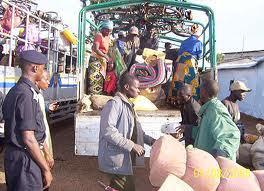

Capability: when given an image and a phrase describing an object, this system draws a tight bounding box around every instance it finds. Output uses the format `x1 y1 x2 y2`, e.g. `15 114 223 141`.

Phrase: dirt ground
0 113 263 191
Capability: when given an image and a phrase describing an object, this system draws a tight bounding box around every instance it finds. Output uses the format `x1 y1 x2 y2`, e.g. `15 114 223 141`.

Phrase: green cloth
192 98 240 161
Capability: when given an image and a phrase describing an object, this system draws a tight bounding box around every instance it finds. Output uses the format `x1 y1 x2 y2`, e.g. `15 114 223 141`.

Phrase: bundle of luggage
150 135 264 191
238 123 264 170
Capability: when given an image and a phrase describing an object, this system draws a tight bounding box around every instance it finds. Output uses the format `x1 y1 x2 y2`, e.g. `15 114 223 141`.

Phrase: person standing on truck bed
98 72 156 191
140 25 159 50
177 24 203 60
2 50 53 191
124 26 140 70
89 20 113 94
168 24 202 101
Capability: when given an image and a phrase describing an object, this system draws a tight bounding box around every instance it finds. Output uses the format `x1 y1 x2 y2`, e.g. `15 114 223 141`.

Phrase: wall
218 63 264 119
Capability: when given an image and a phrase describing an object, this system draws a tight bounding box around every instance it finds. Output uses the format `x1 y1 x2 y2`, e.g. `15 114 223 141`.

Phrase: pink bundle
149 135 264 191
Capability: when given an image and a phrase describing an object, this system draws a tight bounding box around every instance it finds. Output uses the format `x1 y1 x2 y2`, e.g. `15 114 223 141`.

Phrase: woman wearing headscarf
168 24 202 101
88 20 113 94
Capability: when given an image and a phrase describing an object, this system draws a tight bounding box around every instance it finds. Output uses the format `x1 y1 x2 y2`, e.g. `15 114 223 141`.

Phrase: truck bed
75 109 182 157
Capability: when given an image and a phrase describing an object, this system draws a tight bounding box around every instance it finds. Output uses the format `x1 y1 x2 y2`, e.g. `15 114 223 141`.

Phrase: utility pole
241 34 245 58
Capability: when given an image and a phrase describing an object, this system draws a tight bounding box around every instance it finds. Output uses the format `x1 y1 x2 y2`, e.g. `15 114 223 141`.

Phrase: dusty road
0 113 263 191
0 118 153 191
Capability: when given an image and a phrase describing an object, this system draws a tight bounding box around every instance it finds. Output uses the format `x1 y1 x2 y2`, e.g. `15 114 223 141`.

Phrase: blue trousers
4 146 43 191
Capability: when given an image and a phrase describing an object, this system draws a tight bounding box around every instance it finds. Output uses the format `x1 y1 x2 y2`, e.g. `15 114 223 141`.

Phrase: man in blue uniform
2 50 53 191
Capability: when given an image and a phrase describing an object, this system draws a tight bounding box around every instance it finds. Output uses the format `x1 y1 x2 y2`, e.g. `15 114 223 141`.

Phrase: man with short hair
177 80 240 161
2 50 53 190
222 80 251 123
116 30 126 57
222 80 251 143
98 72 155 191
140 26 159 50
124 26 140 69
195 80 240 160
177 84 200 146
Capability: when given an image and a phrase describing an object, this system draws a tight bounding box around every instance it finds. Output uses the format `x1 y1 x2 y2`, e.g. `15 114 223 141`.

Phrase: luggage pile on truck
0 0 79 123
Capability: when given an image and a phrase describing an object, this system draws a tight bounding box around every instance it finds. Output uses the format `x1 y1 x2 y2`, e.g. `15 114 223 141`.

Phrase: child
36 71 56 169
103 60 117 96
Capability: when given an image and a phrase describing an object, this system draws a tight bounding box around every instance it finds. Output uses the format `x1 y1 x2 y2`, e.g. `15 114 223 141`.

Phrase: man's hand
151 139 156 146
49 102 59 112
104 55 110 62
45 153 54 169
132 144 145 156
43 169 53 190
171 125 185 139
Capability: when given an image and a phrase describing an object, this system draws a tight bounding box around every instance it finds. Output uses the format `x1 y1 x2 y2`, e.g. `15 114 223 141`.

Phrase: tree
217 53 225 64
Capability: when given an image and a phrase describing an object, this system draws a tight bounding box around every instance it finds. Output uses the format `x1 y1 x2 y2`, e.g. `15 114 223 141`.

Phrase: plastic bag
143 48 166 60
140 85 166 103
76 94 93 113
250 124 264 170
62 28 78 45
161 122 181 134
237 143 252 167
159 174 193 191
129 95 158 111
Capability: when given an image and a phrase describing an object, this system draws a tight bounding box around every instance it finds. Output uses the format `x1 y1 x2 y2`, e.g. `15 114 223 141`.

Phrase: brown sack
90 94 113 110
216 156 261 191
149 135 187 187
253 170 264 191
182 146 220 191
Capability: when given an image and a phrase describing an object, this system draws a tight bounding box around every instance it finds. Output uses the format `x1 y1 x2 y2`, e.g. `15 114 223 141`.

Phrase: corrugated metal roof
218 56 264 70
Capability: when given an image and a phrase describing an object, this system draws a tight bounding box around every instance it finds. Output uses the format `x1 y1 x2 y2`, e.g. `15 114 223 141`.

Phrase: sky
36 0 264 53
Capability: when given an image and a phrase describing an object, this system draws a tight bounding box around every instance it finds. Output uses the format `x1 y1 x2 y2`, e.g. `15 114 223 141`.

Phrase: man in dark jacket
176 84 200 146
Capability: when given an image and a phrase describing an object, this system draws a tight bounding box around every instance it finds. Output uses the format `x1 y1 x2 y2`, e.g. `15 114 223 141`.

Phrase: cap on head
129 26 139 35
230 80 251 92
100 20 114 30
118 31 126 37
20 50 48 65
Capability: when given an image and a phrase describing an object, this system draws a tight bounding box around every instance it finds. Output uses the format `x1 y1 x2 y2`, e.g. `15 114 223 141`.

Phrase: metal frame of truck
0 0 77 124
77 0 217 99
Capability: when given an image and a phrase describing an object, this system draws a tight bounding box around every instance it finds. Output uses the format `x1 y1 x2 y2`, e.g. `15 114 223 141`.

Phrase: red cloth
103 71 117 96
93 33 110 54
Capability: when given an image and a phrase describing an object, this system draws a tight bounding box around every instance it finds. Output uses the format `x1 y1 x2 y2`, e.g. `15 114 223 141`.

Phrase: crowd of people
0 19 255 191
92 20 253 191
87 20 160 97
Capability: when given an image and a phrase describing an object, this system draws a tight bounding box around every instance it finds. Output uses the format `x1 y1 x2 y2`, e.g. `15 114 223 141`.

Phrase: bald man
193 80 240 161
177 84 200 146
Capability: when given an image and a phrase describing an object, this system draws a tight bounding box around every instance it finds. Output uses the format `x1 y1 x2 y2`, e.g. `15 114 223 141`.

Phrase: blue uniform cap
20 50 48 65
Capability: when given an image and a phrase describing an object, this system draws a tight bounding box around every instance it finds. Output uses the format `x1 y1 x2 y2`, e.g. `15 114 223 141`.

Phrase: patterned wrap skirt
88 56 107 95
169 51 200 100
